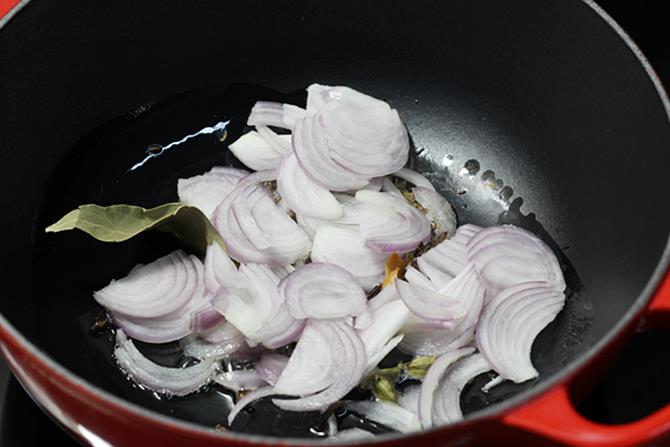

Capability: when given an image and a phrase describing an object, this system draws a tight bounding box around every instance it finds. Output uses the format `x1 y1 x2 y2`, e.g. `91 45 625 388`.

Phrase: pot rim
0 0 669 444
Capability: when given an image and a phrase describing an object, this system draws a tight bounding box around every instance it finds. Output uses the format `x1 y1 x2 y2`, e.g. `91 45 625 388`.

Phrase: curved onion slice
432 354 492 425
215 370 267 393
181 335 245 360
281 262 366 320
293 115 370 191
393 168 436 191
399 385 421 415
296 194 360 239
203 243 239 294
358 299 410 372
256 125 292 155
330 428 376 441
416 258 454 290
189 300 224 333
114 330 217 397
421 224 482 277
400 264 485 356
382 177 403 197
229 131 288 171
310 226 387 290
227 386 276 425
418 347 474 429
212 178 311 266
395 276 467 323
283 104 306 129
111 311 191 344
214 263 301 349
316 86 409 177
94 250 204 319
476 282 565 383
273 321 366 412
255 353 289 386
177 166 248 218
413 186 457 237
247 101 289 129
467 225 566 292
277 153 343 219
356 190 431 254
344 400 420 433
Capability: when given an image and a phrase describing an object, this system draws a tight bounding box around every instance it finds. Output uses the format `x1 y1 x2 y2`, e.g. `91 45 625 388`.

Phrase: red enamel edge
502 270 670 447
0 0 20 20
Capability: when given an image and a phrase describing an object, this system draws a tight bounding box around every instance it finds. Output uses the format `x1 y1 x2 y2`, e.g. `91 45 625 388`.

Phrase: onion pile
89 83 568 438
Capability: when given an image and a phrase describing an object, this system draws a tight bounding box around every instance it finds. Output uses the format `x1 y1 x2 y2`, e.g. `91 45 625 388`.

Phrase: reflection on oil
129 120 230 171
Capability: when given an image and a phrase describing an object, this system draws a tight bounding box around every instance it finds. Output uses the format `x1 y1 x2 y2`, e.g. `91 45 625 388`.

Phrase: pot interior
0 0 669 438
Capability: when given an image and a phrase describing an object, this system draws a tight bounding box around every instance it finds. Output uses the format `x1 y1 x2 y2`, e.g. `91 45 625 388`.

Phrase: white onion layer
228 131 287 171
476 282 564 383
177 166 248 218
114 330 217 397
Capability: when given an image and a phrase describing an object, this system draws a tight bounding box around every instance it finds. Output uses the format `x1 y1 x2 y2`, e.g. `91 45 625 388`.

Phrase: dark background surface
1 0 669 445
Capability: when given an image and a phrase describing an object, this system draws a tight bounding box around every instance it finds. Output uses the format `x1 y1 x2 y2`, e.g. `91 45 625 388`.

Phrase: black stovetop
1 1 669 445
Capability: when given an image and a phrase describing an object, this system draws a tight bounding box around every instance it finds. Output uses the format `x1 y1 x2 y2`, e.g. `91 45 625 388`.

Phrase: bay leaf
45 202 224 257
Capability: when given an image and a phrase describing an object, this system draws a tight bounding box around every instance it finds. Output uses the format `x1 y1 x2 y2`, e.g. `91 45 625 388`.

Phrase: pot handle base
502 272 670 447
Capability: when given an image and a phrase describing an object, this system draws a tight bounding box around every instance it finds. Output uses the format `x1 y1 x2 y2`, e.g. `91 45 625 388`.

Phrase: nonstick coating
1 0 669 439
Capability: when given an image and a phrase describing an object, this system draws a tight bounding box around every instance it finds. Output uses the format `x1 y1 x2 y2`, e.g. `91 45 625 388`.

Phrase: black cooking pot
0 0 669 446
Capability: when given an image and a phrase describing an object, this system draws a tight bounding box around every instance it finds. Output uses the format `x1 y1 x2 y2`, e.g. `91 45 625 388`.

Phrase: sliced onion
228 131 287 171
281 262 366 320
293 115 370 191
255 353 289 386
203 242 239 294
327 414 338 437
317 87 409 177
310 226 387 290
276 152 343 219
398 385 421 415
273 321 366 412
189 299 224 333
393 168 435 191
200 319 245 345
476 282 565 383
395 279 466 323
420 224 482 277
344 400 420 433
94 250 203 319
111 310 191 344
404 265 437 291
180 332 245 360
358 299 411 373
356 190 431 254
256 125 292 155
414 186 457 237
359 177 384 192
214 263 301 349
482 375 504 392
365 334 404 375
282 104 306 129
296 193 360 239
416 257 454 290
432 353 492 425
215 370 266 393
227 386 275 425
114 330 217 397
467 225 566 292
177 166 248 218
382 177 403 197
400 264 485 356
247 101 289 129
368 282 401 312
417 347 474 429
212 178 311 266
